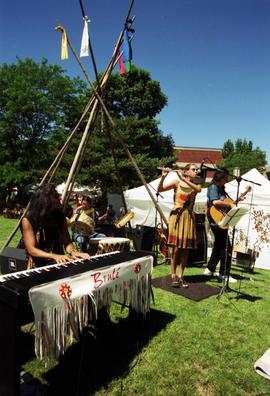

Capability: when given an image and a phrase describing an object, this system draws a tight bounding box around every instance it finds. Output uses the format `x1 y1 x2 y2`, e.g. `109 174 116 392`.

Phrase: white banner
29 254 153 359
80 18 89 57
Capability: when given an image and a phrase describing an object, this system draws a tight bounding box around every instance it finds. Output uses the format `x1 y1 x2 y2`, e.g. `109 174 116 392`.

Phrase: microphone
197 160 206 176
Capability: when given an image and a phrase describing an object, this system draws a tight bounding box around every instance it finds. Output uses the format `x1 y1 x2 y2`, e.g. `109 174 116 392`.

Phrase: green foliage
222 139 235 158
103 66 167 119
0 60 174 199
220 138 266 176
0 58 87 194
61 66 175 191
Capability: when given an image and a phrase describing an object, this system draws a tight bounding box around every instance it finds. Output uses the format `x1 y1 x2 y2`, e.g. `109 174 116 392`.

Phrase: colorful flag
60 28 68 60
118 50 126 76
119 23 133 75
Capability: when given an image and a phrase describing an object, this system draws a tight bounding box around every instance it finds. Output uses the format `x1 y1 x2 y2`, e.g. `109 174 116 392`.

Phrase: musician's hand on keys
70 251 91 260
51 254 73 264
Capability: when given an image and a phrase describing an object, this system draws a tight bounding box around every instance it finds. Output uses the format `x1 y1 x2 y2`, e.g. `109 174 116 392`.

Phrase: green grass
1 217 270 395
0 215 22 249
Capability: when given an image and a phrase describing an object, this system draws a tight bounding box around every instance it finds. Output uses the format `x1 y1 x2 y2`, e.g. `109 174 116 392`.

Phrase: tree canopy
76 66 175 191
0 59 174 203
0 58 87 194
220 138 267 175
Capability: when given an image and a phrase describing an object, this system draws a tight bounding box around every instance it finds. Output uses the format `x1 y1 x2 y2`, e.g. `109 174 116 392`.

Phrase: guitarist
204 169 242 283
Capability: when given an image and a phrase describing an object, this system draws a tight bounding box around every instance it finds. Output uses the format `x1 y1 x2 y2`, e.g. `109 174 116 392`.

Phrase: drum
115 211 134 228
88 237 131 256
69 213 95 236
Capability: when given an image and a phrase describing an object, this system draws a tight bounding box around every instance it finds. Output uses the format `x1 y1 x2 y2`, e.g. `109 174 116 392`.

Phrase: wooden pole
1 0 167 251
61 99 100 206
59 23 168 225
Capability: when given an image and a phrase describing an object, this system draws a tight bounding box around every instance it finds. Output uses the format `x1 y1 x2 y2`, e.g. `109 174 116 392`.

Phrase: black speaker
134 225 155 251
188 214 207 266
0 247 27 274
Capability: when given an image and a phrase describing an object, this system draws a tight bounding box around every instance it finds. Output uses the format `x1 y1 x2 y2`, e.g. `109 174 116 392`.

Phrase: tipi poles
61 98 100 206
58 19 168 224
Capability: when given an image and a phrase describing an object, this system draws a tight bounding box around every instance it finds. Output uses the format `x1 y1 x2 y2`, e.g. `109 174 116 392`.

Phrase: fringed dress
167 183 197 249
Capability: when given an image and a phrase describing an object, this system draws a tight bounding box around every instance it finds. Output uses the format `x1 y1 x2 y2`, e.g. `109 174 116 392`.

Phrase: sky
1 0 270 162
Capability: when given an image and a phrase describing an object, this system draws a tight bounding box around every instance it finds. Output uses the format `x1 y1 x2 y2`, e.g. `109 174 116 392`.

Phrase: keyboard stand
0 301 21 396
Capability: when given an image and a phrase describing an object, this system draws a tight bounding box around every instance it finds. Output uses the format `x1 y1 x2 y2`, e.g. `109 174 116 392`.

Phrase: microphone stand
149 184 169 265
217 174 261 299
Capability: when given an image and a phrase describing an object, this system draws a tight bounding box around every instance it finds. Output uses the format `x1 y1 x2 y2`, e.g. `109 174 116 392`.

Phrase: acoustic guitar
209 186 251 229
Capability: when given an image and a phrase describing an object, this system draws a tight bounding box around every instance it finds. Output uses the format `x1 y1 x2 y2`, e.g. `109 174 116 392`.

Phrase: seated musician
20 184 90 267
98 204 116 224
75 195 95 219
70 196 105 251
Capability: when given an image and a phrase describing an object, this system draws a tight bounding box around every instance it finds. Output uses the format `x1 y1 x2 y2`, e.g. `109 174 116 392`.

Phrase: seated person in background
75 194 83 208
70 200 106 251
20 184 90 268
71 214 106 250
98 204 116 224
75 195 95 219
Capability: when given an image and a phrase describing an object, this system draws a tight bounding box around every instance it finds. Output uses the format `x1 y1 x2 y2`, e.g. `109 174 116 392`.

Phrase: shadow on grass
234 293 262 302
216 285 262 302
41 308 175 395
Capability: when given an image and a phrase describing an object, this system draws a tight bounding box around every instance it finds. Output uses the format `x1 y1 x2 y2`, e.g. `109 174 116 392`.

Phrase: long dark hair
26 184 62 227
211 168 229 185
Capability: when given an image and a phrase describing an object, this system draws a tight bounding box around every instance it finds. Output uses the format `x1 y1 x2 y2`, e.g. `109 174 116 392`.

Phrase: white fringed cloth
28 254 153 360
254 348 270 380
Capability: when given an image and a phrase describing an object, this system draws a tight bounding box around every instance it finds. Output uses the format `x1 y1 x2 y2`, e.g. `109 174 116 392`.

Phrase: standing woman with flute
158 164 201 287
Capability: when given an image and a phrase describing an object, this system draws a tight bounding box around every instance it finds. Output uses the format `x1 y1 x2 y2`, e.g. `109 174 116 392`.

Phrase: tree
0 58 87 197
76 66 175 191
220 138 267 175
0 60 174 205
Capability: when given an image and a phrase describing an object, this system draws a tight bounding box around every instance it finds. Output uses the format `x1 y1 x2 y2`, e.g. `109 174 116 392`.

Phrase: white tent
225 168 270 207
124 169 270 269
224 169 270 270
124 171 209 227
56 182 94 195
124 172 175 227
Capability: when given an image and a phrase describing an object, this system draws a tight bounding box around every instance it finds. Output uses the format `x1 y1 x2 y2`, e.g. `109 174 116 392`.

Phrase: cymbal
70 221 92 236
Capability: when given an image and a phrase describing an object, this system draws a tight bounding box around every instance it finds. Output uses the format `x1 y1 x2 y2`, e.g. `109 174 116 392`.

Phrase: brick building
174 146 223 168
174 146 223 181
